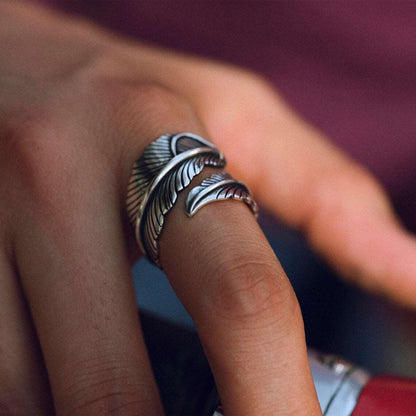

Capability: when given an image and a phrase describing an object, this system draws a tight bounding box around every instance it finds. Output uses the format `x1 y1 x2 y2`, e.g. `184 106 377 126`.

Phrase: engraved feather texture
186 171 259 217
139 150 226 264
126 133 223 224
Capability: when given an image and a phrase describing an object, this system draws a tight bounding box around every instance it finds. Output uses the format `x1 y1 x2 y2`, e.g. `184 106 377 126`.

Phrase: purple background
42 1 416 231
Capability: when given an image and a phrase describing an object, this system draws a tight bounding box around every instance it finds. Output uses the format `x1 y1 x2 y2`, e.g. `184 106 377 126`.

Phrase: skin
0 1 415 415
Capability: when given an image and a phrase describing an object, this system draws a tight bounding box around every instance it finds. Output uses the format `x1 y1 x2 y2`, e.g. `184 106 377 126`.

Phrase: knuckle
310 162 391 227
110 81 197 141
210 255 297 324
60 360 143 416
305 162 393 278
64 393 142 416
3 116 58 180
2 101 107 216
5 118 75 206
226 66 284 106
239 69 277 95
128 81 187 111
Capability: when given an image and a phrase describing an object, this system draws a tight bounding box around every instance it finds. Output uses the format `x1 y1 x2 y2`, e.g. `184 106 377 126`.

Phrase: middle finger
11 146 164 415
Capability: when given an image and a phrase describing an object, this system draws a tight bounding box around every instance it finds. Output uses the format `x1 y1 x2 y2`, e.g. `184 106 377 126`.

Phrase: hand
2 0 414 414
0 2 320 415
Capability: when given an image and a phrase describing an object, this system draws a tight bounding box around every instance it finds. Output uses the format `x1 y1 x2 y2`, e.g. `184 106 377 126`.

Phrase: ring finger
121 92 321 415
160 172 320 416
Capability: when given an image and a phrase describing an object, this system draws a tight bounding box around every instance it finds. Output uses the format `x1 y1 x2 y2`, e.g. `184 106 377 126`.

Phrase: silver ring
127 133 226 265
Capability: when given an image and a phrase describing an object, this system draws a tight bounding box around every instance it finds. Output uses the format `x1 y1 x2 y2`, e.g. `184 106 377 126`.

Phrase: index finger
159 170 321 416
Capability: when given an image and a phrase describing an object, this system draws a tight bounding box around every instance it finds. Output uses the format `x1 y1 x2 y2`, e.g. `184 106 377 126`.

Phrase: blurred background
40 0 416 377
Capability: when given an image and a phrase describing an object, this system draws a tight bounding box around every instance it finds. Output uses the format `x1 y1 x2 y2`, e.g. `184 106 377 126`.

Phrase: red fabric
40 1 416 230
352 375 416 416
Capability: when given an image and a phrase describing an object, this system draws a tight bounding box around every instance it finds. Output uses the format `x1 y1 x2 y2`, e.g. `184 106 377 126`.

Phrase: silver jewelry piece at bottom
186 171 259 217
212 351 370 416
